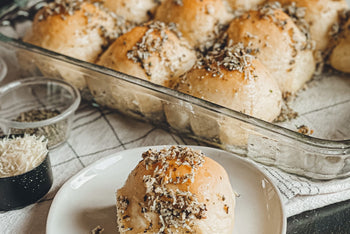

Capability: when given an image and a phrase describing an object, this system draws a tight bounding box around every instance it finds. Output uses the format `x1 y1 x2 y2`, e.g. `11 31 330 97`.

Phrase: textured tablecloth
1 101 350 233
1 0 350 227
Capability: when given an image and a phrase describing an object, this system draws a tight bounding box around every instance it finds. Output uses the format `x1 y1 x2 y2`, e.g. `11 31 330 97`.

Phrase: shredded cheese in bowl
0 134 48 178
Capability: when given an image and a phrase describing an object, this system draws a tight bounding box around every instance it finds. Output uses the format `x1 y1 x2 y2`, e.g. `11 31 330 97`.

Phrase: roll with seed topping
175 41 282 122
116 146 236 233
23 0 128 89
268 0 348 52
96 21 196 87
87 21 196 121
226 4 316 93
168 41 282 147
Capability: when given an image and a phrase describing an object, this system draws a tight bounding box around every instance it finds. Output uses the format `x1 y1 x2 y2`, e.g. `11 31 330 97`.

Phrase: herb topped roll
96 21 196 88
268 0 348 52
23 0 126 89
226 3 316 94
168 40 282 146
87 21 196 121
175 41 282 122
116 146 236 233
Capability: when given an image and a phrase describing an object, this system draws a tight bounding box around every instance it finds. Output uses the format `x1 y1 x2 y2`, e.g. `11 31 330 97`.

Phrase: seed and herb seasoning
11 109 68 148
14 109 60 122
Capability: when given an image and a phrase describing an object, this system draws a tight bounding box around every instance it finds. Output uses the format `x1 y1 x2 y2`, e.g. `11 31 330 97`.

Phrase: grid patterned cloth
2 101 350 233
0 102 202 233
1 0 350 230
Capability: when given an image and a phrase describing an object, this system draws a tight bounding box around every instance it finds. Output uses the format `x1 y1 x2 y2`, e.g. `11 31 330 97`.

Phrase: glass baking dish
0 0 349 180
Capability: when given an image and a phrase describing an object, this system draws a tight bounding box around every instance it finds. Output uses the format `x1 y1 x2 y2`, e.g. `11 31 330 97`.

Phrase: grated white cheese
0 135 48 178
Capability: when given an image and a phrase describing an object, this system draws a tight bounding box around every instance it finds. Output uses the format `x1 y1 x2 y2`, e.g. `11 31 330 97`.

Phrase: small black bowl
0 136 53 211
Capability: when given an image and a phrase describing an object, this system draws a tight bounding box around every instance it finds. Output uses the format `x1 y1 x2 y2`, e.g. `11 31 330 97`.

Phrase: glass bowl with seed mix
0 77 81 148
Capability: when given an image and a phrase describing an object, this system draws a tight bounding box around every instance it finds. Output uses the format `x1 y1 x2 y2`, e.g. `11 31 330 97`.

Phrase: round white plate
47 146 286 234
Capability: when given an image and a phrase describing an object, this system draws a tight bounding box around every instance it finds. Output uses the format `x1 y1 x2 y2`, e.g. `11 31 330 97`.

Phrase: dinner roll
116 146 236 233
97 21 196 87
176 42 282 122
170 42 281 147
88 21 196 120
226 5 315 93
101 0 161 23
154 0 233 49
330 15 350 73
23 0 123 89
270 0 348 52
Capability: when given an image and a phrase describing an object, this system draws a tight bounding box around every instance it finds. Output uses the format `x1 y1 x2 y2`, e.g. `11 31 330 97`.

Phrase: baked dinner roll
96 21 196 87
88 21 196 120
226 5 315 93
270 0 348 52
330 15 350 73
23 0 123 89
101 0 162 23
154 0 233 49
169 42 281 147
116 146 236 233
176 42 282 122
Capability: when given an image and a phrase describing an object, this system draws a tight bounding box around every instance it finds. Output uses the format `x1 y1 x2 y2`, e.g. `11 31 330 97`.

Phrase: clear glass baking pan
0 0 349 180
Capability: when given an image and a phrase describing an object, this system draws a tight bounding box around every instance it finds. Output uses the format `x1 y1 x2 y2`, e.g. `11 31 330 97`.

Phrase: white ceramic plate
46 146 286 234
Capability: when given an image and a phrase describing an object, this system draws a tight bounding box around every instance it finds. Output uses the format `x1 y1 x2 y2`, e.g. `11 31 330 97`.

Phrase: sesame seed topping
36 0 134 42
194 35 257 80
117 146 207 232
126 21 182 77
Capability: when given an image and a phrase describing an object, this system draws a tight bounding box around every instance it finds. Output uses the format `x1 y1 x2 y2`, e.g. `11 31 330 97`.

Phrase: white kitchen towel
261 165 350 217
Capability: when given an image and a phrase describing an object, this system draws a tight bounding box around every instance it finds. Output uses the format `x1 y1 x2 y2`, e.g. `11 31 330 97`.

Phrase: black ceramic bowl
0 137 53 211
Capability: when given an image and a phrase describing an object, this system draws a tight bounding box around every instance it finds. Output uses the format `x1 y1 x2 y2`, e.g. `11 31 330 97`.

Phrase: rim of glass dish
0 56 7 83
0 34 349 151
0 76 81 129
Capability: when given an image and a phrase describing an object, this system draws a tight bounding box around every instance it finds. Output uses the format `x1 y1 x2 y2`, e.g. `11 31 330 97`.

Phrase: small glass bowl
0 77 81 148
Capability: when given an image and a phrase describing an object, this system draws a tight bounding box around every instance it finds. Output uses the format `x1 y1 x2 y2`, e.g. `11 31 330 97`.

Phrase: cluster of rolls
22 0 349 232
23 0 349 143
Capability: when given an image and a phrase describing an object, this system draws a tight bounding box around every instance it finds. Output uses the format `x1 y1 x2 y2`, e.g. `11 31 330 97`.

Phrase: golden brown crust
154 0 233 48
24 2 118 63
226 8 315 93
101 0 161 23
23 1 121 89
175 41 282 122
270 0 348 51
225 0 265 11
97 21 196 87
116 146 235 233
